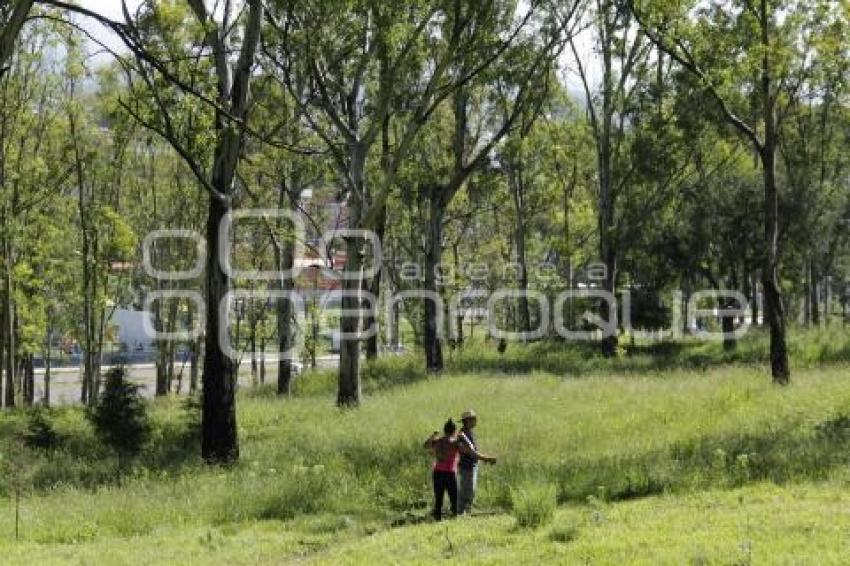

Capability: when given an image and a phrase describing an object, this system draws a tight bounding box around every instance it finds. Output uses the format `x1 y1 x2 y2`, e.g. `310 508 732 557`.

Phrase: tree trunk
809 259 820 326
259 335 266 385
73 128 95 406
598 3 618 358
155 349 169 396
760 142 790 383
0 298 4 408
250 315 258 387
155 303 169 396
759 0 790 385
23 354 33 406
188 304 199 395
93 279 106 401
509 168 531 335
720 270 738 352
338 234 364 406
0 2 34 79
364 204 386 360
4 238 15 408
423 191 444 372
43 328 51 407
337 141 366 406
600 244 618 356
190 338 200 394
275 277 295 396
165 300 177 393
276 189 296 397
201 196 238 463
825 275 832 326
750 272 760 327
390 297 400 349
451 244 464 347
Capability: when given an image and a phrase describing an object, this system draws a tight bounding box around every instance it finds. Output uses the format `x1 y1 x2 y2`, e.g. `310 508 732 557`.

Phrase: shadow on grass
444 328 850 378
0 399 202 496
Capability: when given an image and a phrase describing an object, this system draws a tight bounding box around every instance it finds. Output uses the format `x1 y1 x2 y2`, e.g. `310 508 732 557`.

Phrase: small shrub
511 483 556 529
87 367 150 464
23 409 62 451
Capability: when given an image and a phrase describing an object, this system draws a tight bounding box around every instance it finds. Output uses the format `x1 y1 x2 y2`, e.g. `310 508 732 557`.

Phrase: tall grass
511 483 557 528
0 326 847 547
1 365 850 545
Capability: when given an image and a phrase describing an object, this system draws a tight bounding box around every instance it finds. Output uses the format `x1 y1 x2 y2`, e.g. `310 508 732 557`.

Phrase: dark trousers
432 470 458 520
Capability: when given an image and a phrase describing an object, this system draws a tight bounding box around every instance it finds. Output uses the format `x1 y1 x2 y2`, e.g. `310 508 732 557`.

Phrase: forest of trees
0 0 848 465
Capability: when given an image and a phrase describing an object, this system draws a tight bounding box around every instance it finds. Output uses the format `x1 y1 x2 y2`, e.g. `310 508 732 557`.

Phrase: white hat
460 409 477 421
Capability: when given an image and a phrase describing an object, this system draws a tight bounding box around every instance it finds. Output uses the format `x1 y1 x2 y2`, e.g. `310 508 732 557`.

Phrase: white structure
110 309 156 350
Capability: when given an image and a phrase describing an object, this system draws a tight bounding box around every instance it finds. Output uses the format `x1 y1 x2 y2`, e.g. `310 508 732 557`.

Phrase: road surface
25 355 340 406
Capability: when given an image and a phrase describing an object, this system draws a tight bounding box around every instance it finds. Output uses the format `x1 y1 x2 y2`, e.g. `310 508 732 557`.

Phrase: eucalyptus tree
124 0 265 462
494 86 586 335
630 0 848 383
263 0 569 398
264 0 437 401
239 77 330 397
567 0 654 356
45 0 266 461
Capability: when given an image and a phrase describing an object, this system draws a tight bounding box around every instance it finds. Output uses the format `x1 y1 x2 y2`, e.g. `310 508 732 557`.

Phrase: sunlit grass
0 328 846 562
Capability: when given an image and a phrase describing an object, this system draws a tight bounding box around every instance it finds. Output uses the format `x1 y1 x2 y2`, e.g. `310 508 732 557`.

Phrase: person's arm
424 431 439 450
458 437 497 464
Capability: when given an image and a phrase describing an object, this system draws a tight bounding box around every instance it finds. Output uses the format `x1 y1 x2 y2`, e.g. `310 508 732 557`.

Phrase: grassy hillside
4 482 850 564
0 342 847 563
311 482 850 565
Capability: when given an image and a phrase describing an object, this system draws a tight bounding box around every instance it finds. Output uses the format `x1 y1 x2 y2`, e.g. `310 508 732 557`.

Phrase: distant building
111 309 155 351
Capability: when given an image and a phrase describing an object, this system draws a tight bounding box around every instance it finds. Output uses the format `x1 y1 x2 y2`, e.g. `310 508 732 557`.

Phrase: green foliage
87 367 150 461
22 409 61 452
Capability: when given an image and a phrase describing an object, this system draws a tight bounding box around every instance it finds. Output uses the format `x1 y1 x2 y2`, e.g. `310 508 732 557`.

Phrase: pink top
432 437 459 473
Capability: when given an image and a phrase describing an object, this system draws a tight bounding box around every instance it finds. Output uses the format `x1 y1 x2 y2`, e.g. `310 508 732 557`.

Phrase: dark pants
432 470 458 520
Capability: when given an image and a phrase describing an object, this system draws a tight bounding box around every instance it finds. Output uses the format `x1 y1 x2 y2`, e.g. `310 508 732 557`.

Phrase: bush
87 367 150 464
511 483 556 529
23 409 62 451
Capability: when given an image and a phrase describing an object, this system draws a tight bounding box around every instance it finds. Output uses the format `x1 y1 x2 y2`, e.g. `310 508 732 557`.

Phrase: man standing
457 409 497 514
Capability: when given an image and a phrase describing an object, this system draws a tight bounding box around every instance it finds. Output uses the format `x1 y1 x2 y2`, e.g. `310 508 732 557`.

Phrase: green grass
308 482 850 564
6 481 850 564
0 329 847 563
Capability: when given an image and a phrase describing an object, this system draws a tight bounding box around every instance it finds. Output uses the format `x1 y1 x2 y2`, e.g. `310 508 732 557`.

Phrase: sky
78 0 144 67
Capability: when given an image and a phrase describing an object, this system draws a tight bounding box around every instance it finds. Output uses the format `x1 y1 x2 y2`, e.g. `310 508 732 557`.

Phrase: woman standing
424 419 460 520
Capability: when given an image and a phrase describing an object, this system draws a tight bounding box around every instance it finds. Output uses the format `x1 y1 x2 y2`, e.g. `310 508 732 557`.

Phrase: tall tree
570 0 650 356
410 0 575 371
67 0 267 462
631 0 846 383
